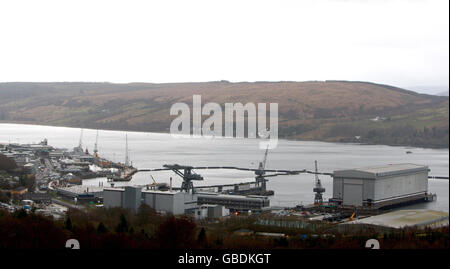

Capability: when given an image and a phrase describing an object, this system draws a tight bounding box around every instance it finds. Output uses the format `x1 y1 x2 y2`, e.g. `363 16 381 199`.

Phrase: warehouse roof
333 163 428 179
197 192 269 202
142 189 180 195
58 185 104 194
103 187 125 192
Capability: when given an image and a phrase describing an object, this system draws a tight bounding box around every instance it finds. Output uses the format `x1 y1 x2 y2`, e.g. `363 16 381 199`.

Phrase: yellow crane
349 210 357 221
145 175 159 190
151 175 157 186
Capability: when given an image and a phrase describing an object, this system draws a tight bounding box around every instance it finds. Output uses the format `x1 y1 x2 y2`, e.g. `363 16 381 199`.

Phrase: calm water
1 123 448 212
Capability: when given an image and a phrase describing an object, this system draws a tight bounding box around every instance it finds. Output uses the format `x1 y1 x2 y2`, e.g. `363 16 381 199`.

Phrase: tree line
0 205 447 249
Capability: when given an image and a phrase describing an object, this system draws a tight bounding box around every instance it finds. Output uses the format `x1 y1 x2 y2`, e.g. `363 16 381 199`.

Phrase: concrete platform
348 209 449 229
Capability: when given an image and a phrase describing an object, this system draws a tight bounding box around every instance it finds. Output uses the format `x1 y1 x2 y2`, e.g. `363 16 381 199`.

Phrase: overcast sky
0 0 448 94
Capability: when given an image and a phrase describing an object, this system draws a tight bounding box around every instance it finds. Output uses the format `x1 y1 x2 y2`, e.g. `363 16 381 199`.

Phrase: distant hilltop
0 81 448 148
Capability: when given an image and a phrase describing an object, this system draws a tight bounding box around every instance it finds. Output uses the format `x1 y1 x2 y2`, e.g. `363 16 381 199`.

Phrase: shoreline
1 120 449 150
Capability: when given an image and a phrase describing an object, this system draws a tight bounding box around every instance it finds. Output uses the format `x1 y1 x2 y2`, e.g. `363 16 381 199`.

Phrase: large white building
103 187 266 215
103 187 197 215
331 164 429 208
103 186 141 213
142 190 196 215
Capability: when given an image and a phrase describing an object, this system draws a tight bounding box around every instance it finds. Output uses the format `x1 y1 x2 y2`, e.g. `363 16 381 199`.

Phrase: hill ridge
0 81 448 148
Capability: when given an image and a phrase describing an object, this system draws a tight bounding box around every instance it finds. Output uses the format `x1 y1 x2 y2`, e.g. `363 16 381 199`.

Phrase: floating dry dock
330 164 434 209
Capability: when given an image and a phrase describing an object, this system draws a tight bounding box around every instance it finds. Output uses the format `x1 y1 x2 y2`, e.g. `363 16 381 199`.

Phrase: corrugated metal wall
103 189 123 208
373 172 428 201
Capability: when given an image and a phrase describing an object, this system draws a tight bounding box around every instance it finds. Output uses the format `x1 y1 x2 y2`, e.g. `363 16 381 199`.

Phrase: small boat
406 151 413 154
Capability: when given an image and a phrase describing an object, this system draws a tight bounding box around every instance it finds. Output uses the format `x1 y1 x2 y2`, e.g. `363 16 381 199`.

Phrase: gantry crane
313 160 326 205
137 157 331 195
255 146 270 192
161 164 204 193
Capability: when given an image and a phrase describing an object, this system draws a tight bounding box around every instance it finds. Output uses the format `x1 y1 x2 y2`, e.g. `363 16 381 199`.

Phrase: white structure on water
331 164 430 208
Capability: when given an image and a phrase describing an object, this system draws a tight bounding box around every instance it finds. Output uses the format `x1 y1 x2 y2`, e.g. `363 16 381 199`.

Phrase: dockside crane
139 164 205 193
255 146 270 192
73 129 85 153
151 175 157 185
137 159 331 195
146 175 169 191
313 160 326 205
162 164 204 193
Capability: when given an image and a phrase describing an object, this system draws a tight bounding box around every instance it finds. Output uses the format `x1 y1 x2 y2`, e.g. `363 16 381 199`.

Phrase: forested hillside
0 81 448 148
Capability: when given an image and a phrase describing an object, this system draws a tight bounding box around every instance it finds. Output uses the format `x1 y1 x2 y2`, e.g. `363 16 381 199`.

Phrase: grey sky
0 0 448 94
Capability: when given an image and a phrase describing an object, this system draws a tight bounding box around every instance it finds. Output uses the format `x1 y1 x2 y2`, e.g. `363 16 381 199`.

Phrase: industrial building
196 192 270 212
103 187 197 214
142 189 196 215
331 164 430 209
22 192 52 204
103 186 143 213
103 186 270 215
56 185 103 204
103 187 124 207
123 186 142 212
194 204 230 220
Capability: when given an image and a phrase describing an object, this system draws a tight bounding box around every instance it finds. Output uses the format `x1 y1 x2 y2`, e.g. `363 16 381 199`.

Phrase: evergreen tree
64 216 73 231
97 222 108 234
15 208 28 219
115 214 129 233
197 227 207 245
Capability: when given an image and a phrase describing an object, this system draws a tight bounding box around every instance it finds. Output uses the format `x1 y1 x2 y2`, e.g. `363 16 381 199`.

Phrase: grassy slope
0 81 448 148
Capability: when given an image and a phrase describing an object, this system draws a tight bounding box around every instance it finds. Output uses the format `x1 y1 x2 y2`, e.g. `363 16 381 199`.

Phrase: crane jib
136 167 444 179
